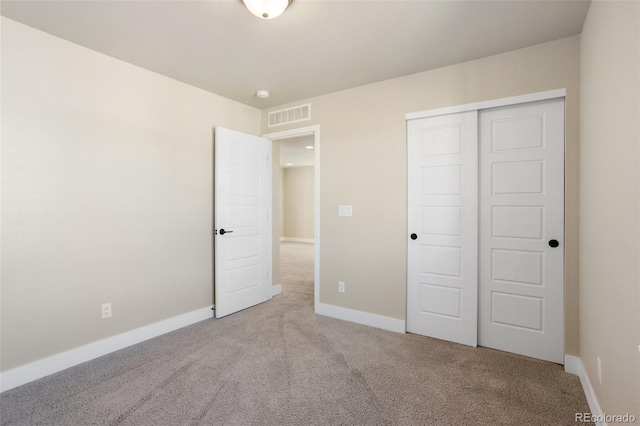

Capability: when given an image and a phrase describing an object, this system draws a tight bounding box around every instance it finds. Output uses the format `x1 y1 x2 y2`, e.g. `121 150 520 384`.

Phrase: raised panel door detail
491 292 543 331
228 264 261 294
228 173 260 197
492 161 544 194
492 249 543 285
421 245 462 277
421 166 461 195
226 205 260 228
420 284 461 318
491 115 544 152
227 235 260 261
421 206 461 236
421 125 462 156
492 206 543 239
229 141 260 166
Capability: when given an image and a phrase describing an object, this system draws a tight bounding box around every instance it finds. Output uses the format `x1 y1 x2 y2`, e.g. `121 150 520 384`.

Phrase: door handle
548 239 559 248
219 229 233 235
410 233 418 240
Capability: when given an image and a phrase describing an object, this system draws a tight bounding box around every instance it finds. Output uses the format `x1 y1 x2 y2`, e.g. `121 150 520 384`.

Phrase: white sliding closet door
407 111 478 347
478 99 564 363
407 95 565 363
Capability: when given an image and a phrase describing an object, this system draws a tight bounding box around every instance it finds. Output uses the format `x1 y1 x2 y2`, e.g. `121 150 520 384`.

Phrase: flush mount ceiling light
305 145 314 149
256 89 270 99
242 0 293 19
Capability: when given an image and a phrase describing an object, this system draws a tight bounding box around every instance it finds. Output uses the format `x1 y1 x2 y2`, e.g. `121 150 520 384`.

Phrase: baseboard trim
316 303 406 333
564 354 578 374
0 306 213 393
281 237 314 244
564 355 606 426
271 284 281 297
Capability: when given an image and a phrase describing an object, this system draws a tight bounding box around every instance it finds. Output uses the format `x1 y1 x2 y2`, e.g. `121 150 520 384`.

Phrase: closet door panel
478 98 564 363
407 111 478 347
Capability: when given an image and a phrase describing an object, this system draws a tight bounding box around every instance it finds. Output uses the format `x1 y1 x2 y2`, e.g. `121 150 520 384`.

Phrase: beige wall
261 36 582 355
580 1 640 416
0 18 261 371
282 166 315 240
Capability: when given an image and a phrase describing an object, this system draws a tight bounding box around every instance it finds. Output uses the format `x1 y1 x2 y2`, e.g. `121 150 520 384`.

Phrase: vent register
268 104 311 127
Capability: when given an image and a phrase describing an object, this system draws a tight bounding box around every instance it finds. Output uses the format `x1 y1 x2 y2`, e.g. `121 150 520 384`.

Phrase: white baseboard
0 306 213 393
281 237 314 244
316 302 406 333
564 354 581 375
565 355 606 426
271 284 281 296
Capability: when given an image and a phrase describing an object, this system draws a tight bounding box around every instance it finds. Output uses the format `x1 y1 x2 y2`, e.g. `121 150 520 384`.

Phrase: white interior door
407 111 478 346
478 98 564 363
215 127 271 318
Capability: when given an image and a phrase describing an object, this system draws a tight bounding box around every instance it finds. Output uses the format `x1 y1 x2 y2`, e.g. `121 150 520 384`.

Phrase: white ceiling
279 135 315 168
1 1 590 109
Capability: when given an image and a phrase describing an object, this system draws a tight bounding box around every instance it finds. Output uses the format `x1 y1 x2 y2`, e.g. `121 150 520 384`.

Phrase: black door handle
549 239 559 248
410 233 418 240
219 229 233 235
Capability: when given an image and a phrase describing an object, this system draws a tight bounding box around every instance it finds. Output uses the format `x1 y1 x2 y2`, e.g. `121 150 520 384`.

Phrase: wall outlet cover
102 303 112 319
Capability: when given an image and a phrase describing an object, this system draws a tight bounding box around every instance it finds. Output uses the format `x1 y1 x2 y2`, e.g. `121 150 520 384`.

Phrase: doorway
263 126 320 313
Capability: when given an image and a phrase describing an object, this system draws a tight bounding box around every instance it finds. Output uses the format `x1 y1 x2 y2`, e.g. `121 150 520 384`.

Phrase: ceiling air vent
268 103 311 128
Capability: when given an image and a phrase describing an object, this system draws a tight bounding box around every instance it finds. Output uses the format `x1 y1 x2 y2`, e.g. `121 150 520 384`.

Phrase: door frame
406 88 566 120
262 125 320 313
405 88 567 356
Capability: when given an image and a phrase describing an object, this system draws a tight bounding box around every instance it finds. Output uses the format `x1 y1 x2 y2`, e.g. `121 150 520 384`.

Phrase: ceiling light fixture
305 145 314 149
256 89 270 99
286 162 293 166
242 0 292 20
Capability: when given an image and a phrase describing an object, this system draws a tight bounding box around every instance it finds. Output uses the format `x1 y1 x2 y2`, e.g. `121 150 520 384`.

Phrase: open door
215 127 271 318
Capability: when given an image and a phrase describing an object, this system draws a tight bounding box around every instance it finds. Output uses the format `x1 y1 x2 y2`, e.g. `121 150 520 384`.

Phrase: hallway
279 241 314 296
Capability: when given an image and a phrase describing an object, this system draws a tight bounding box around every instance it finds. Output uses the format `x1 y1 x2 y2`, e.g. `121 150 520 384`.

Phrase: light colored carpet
279 241 314 296
1 244 591 425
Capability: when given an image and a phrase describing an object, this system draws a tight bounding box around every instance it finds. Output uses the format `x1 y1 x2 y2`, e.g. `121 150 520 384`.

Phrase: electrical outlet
102 303 112 319
338 281 345 293
596 356 602 384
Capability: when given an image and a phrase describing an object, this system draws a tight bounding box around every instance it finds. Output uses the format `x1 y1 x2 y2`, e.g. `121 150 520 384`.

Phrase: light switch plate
338 205 353 217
